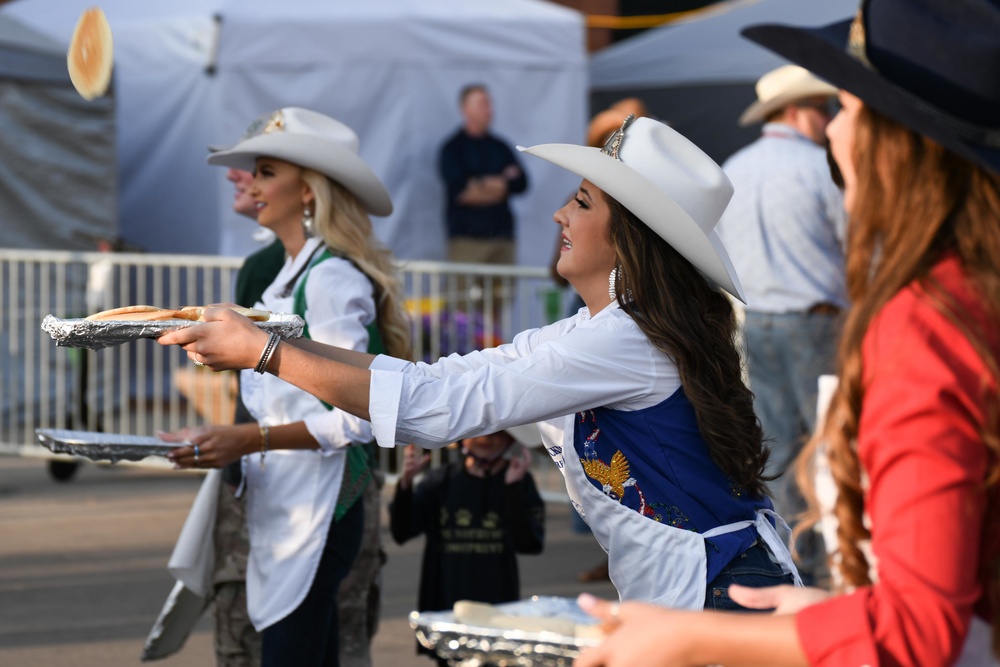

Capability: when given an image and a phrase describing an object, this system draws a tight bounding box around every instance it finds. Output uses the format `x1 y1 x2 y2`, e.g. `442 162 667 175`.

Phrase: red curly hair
794 104 1000 657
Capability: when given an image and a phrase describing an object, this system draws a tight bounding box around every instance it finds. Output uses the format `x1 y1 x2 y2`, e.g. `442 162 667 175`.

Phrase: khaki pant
447 237 515 317
447 237 515 265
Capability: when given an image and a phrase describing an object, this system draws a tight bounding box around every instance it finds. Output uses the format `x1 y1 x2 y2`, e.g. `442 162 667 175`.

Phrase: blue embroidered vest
573 387 773 582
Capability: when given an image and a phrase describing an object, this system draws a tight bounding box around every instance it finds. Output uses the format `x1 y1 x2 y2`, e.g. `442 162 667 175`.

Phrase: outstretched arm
267 337 373 420
157 307 375 421
574 594 808 667
283 336 377 369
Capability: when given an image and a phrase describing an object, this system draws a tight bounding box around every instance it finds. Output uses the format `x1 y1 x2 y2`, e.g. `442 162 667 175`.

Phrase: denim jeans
742 310 840 584
704 539 796 612
261 499 364 667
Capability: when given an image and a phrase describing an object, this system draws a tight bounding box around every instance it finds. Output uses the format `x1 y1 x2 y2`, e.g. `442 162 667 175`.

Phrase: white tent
0 13 116 250
0 13 117 434
589 0 857 163
4 0 587 265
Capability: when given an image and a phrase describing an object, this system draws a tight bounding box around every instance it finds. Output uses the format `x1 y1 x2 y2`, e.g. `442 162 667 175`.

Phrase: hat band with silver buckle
601 114 637 160
846 2 1000 149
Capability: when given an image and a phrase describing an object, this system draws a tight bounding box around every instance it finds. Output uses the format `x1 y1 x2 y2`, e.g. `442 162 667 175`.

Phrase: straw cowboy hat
587 98 649 148
742 0 1000 176
519 116 745 302
208 107 393 216
737 65 838 126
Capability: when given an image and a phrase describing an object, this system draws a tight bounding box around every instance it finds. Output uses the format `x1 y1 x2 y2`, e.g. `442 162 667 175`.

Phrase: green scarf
294 247 383 522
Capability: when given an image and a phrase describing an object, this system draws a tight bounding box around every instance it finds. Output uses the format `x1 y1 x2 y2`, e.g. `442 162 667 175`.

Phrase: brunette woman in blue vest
162 115 800 610
162 108 410 667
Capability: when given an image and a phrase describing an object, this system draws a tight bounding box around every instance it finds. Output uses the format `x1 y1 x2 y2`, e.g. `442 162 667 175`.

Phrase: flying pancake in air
67 7 114 101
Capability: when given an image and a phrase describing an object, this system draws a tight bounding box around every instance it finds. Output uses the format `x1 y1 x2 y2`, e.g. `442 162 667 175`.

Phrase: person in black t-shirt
390 428 545 665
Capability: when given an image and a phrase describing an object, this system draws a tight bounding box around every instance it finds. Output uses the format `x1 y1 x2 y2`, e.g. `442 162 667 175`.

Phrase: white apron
540 415 800 609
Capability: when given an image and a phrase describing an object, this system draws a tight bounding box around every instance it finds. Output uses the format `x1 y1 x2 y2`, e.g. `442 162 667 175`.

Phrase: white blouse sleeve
299 258 376 453
371 321 551 379
368 311 674 449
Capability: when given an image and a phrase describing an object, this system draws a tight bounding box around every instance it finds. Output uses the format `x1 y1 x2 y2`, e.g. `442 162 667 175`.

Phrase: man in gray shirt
716 65 845 586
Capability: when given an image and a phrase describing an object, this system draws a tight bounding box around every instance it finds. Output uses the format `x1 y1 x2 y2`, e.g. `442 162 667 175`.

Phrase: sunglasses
796 99 840 117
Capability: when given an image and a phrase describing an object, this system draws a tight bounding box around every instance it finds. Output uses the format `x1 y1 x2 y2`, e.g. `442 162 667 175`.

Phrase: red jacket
797 256 999 666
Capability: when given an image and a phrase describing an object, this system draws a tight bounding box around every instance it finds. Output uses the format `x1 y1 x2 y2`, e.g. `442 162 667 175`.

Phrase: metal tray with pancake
409 596 602 667
40 312 304 350
35 429 185 463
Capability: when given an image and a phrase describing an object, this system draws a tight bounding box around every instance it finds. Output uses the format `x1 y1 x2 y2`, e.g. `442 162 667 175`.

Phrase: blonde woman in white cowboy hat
161 107 410 667
160 115 801 609
566 0 1000 665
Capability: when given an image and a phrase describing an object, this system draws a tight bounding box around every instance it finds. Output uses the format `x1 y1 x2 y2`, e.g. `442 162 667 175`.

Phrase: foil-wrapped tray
41 313 304 350
36 428 185 463
410 596 602 667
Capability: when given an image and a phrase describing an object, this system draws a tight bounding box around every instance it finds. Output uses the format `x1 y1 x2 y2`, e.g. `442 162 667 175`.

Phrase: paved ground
0 455 616 666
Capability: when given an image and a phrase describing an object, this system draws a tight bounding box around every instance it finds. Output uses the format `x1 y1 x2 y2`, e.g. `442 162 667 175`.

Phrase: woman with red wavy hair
572 0 1000 665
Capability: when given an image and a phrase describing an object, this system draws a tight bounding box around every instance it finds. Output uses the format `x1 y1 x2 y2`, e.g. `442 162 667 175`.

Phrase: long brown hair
302 169 412 360
795 105 1000 655
605 195 771 497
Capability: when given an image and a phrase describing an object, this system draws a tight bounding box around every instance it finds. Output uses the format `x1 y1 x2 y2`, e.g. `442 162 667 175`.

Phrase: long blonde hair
795 105 1000 656
301 169 412 360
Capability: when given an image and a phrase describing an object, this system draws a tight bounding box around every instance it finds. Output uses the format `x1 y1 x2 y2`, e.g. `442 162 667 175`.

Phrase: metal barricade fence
0 249 571 496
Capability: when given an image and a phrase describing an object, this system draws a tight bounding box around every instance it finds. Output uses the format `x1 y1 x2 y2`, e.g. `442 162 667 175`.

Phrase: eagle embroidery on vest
581 449 633 501
578 414 654 517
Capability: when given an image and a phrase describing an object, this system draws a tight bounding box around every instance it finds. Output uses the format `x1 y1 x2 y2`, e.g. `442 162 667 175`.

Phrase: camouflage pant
214 581 262 667
213 482 261 667
212 472 386 667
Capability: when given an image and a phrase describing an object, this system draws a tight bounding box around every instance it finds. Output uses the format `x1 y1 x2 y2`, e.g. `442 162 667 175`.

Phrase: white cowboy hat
518 116 746 302
738 65 838 127
207 107 393 217
504 423 543 448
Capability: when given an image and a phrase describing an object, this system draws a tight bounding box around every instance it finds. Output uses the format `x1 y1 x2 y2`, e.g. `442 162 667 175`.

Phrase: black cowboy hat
742 0 1000 176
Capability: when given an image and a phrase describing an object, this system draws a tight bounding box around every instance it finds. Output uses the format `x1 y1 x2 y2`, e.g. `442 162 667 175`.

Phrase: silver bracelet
254 332 280 374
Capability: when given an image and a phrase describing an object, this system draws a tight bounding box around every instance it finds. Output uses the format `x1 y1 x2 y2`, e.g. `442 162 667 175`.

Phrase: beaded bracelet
258 425 269 471
254 332 280 374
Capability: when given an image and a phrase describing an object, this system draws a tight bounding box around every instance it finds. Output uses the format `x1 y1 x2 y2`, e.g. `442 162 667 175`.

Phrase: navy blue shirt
438 129 528 239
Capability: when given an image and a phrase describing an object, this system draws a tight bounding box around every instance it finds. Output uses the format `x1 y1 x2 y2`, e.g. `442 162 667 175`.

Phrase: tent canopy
0 11 73 82
589 0 856 163
5 0 587 265
592 0 859 89
0 12 116 250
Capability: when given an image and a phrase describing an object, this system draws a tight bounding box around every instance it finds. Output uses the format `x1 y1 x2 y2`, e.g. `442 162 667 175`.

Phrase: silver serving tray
410 596 602 667
36 428 186 463
41 312 304 350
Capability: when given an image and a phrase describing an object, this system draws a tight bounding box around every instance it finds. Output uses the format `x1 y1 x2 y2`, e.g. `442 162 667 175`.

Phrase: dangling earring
302 205 314 237
608 266 633 303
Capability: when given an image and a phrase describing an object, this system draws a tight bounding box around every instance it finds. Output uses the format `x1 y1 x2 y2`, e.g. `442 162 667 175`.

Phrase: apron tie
702 509 803 587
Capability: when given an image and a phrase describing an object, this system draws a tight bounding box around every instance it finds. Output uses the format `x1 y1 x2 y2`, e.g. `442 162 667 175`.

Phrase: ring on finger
193 355 206 368
193 444 201 464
